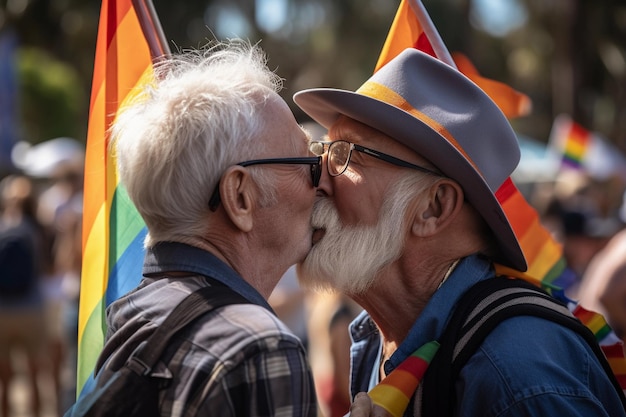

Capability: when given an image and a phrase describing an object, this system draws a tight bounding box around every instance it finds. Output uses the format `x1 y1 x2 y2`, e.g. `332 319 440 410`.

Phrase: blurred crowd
0 138 83 417
2 135 626 417
532 168 626 340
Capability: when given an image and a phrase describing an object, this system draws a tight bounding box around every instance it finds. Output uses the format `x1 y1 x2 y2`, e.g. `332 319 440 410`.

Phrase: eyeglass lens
328 141 351 176
309 141 349 176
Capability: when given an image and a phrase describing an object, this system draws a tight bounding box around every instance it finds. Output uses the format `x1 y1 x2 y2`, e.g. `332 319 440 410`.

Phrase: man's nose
315 152 333 198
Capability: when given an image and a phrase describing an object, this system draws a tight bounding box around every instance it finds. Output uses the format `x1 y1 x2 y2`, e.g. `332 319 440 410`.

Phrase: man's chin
297 255 336 292
298 258 366 296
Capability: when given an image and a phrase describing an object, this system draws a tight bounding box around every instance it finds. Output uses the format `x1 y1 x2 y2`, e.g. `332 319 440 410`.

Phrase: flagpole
408 0 457 69
131 0 171 59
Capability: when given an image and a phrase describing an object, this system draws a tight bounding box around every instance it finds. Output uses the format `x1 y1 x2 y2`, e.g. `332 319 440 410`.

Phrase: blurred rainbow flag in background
77 0 168 397
548 114 626 181
369 0 626 413
552 115 591 169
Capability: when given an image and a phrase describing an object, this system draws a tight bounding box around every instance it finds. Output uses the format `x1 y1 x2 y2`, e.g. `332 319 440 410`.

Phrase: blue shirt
349 255 626 417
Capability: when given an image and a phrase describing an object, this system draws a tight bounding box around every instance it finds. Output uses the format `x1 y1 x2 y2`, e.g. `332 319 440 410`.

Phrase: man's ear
410 180 464 237
220 166 255 232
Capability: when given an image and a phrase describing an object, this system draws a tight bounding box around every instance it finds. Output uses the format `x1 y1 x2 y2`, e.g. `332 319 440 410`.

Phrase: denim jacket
349 255 626 417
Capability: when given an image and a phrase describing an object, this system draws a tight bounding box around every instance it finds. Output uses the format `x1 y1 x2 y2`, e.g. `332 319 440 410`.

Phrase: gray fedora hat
294 48 527 271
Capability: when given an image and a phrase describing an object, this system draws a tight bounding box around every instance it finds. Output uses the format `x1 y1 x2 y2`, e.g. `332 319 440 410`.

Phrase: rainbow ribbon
369 341 440 417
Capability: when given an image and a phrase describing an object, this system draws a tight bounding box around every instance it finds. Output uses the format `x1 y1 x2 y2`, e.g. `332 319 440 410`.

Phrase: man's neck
355 258 460 356
199 232 298 300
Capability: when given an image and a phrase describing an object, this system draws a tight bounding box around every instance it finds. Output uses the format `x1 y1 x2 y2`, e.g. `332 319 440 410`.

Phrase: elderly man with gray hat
295 49 626 417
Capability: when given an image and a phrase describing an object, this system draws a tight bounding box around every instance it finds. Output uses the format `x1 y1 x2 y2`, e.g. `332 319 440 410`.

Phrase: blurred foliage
0 0 625 150
17 48 85 143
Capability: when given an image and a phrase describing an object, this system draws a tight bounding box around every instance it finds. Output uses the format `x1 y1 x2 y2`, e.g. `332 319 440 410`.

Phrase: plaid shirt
97 242 318 417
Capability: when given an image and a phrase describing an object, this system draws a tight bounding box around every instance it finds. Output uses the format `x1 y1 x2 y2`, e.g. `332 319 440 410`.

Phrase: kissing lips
312 228 326 245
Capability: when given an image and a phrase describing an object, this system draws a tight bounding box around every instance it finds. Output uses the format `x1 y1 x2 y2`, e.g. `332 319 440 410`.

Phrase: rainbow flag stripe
494 178 575 290
369 341 440 417
557 117 591 169
374 0 435 71
77 0 161 396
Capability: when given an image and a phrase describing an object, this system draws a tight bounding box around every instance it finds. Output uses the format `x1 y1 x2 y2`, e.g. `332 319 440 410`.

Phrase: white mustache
311 198 340 231
301 197 405 294
300 173 434 294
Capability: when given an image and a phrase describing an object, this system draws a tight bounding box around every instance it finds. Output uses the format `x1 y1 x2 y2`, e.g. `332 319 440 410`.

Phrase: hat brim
294 88 527 271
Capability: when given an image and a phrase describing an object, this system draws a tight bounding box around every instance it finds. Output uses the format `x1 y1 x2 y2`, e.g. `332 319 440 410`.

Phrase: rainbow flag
494 179 626 397
375 0 531 120
369 341 439 417
561 123 590 169
493 178 575 291
368 1 626 413
77 0 169 397
370 300 625 417
374 0 439 69
548 114 626 181
549 114 591 169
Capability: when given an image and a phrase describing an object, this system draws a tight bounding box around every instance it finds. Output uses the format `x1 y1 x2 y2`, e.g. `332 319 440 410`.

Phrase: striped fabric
549 114 592 170
548 114 626 181
368 0 626 414
369 341 440 417
77 0 167 396
493 178 576 292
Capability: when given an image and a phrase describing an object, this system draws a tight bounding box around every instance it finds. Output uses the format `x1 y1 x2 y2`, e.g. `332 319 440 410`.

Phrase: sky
472 0 527 36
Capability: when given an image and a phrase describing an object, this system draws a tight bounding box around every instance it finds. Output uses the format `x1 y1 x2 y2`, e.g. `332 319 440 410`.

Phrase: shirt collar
143 241 272 310
385 254 494 374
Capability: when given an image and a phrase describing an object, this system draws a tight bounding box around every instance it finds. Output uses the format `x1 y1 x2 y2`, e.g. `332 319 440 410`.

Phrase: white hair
112 40 282 247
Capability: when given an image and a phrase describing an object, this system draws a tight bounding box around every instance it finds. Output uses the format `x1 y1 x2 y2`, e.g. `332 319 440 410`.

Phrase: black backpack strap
422 278 626 417
64 279 250 417
126 278 249 376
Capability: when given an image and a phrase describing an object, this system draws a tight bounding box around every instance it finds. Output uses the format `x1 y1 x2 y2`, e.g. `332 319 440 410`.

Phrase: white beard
298 185 414 295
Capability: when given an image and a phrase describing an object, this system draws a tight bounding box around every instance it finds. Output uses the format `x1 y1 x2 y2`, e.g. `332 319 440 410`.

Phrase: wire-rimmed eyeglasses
208 156 322 211
309 140 444 178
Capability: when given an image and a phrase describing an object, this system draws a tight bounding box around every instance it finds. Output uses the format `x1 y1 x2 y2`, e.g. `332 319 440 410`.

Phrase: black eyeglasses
309 140 444 178
208 156 322 211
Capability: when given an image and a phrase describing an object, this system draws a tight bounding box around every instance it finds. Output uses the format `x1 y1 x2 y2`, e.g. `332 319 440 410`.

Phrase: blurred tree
18 48 85 143
1 0 99 144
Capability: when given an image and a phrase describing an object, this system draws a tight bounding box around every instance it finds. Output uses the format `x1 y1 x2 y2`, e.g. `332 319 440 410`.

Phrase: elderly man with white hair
70 40 323 417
